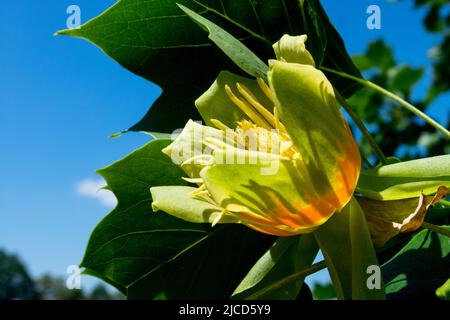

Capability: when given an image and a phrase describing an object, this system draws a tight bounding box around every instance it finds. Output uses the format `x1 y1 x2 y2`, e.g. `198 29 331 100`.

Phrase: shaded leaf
232 234 319 299
382 226 450 300
179 4 268 80
314 197 385 300
300 0 363 97
81 139 275 299
57 0 361 133
127 225 275 299
312 282 336 300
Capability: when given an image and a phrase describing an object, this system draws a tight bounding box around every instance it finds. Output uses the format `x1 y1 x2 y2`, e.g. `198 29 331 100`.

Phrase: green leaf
298 0 326 65
357 155 450 200
81 139 275 299
388 65 424 93
314 197 386 300
347 87 382 123
382 226 450 300
359 40 396 72
436 279 450 300
80 139 205 290
178 4 268 80
376 206 450 266
126 225 275 299
311 282 336 300
232 234 319 299
299 0 363 97
352 55 376 72
57 0 361 133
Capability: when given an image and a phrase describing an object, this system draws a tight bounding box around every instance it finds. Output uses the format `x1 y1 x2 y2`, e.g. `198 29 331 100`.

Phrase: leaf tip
175 3 187 11
54 28 82 37
109 131 126 139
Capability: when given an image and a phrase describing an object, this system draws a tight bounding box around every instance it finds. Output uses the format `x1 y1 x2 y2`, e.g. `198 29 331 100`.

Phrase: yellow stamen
280 141 294 154
225 85 271 129
293 152 301 160
204 137 231 150
181 154 213 167
274 107 281 131
182 177 204 184
236 83 277 128
210 119 242 148
191 184 207 196
257 77 273 102
193 190 209 196
210 118 231 132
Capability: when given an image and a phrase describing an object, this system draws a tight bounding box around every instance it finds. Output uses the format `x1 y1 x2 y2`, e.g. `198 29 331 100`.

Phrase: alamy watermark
66 265 82 290
366 265 382 290
367 5 381 30
66 5 81 29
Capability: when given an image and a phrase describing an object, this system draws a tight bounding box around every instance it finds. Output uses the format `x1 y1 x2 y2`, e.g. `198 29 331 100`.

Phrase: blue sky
1 0 448 293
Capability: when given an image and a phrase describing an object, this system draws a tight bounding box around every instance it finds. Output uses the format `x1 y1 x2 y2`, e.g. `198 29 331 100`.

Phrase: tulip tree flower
151 35 361 236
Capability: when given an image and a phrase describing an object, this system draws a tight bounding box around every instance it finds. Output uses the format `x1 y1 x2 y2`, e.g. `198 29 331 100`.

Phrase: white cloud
75 178 117 207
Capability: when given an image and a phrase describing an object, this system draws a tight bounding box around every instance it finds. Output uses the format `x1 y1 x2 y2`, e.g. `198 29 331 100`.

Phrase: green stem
244 260 327 300
422 222 450 238
335 90 388 165
361 153 374 168
321 66 450 139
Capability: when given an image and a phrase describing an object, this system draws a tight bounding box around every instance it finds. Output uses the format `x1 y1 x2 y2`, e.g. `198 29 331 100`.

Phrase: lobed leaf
57 0 362 133
81 139 275 299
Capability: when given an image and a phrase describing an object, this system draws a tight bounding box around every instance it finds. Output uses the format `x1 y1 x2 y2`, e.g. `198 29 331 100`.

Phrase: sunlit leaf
232 235 318 299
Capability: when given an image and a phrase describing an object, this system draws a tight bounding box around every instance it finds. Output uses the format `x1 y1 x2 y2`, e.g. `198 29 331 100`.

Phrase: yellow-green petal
268 60 360 212
195 71 273 128
200 159 337 236
161 120 232 178
272 34 315 66
150 186 239 225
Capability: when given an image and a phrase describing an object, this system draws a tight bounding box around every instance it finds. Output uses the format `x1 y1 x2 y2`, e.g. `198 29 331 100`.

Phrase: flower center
209 78 300 160
183 78 301 206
